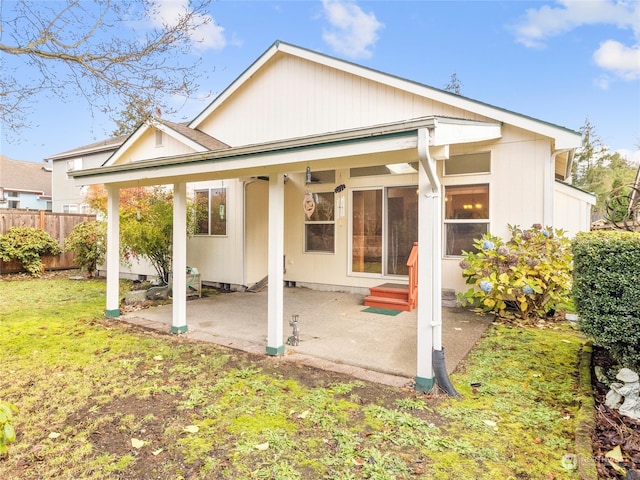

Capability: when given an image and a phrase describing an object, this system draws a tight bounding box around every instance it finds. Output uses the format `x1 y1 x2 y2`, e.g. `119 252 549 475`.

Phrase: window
304 192 335 253
66 158 82 172
444 184 489 256
444 152 491 175
6 191 19 209
155 130 164 147
194 188 226 236
63 204 79 213
351 186 417 275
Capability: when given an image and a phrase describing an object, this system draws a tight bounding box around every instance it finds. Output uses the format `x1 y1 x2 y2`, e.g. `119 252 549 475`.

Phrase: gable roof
0 156 52 196
156 119 230 151
190 40 579 149
104 118 229 167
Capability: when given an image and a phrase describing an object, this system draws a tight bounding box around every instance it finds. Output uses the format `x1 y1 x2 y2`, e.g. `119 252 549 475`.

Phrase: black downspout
433 347 460 397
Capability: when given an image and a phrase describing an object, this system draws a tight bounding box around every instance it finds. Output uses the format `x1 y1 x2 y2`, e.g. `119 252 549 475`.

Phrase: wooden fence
0 210 96 274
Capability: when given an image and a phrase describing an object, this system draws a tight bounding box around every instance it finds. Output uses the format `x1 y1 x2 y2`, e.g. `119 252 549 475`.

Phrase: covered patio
119 287 492 388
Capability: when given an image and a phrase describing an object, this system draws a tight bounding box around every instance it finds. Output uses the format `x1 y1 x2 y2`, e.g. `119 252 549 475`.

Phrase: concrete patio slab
120 287 493 388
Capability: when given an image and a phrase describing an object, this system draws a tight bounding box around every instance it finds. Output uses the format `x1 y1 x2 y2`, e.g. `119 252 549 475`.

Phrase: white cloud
512 0 638 48
150 0 226 51
593 40 640 80
511 0 639 81
321 0 384 59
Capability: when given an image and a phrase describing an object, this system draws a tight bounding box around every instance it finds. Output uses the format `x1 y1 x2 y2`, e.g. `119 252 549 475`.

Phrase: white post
266 173 285 355
171 182 188 333
105 185 120 318
415 128 442 392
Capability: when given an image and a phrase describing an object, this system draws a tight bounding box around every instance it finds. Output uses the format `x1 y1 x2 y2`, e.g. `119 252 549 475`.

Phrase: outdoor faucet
287 314 300 346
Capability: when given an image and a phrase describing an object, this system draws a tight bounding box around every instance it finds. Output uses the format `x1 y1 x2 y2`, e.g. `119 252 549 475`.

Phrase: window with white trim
444 184 489 256
444 152 491 175
304 192 335 253
194 188 226 236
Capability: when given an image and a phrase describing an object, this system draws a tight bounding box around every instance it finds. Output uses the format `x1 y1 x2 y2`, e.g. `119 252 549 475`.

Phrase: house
45 135 126 213
0 156 52 210
67 40 596 390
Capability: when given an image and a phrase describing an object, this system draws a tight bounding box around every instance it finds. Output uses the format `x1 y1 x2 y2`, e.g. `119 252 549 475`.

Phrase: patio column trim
415 127 440 392
105 185 120 318
171 182 188 334
266 173 285 355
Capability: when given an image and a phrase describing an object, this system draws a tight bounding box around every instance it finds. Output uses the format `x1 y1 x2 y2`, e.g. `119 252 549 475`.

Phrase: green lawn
0 276 586 479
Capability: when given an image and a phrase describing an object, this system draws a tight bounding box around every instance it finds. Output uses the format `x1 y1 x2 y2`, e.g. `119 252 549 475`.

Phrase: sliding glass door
351 186 417 276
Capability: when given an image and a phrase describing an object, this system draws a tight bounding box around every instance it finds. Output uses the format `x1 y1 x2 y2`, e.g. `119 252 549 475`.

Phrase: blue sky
2 0 639 164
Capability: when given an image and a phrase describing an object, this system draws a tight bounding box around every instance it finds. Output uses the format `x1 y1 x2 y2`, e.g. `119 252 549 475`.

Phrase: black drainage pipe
433 348 461 397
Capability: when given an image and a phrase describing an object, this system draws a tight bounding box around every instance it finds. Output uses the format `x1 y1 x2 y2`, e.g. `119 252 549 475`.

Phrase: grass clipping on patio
0 276 587 479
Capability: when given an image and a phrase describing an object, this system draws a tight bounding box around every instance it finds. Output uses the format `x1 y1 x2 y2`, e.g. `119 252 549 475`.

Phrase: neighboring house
45 135 126 213
68 40 596 390
0 156 53 210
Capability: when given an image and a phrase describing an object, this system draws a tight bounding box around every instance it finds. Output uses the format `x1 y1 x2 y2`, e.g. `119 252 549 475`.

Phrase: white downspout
416 128 459 396
545 149 572 228
415 128 440 390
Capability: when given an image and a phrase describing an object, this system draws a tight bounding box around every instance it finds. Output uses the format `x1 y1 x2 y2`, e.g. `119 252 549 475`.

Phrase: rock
147 285 170 301
124 290 148 305
616 368 639 383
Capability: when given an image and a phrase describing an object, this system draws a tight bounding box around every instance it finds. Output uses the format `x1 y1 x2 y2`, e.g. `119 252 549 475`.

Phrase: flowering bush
457 224 573 321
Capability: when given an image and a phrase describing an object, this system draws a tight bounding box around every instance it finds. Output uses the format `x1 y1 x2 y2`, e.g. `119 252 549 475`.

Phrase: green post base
105 308 120 318
266 345 285 356
415 376 436 393
171 325 188 334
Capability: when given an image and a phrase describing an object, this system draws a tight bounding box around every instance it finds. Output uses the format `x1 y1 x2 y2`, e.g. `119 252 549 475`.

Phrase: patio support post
415 128 440 392
171 182 188 333
266 173 285 355
105 185 121 318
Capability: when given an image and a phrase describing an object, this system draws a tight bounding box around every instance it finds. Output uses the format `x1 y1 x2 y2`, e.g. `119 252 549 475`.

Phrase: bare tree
0 0 214 139
444 72 462 95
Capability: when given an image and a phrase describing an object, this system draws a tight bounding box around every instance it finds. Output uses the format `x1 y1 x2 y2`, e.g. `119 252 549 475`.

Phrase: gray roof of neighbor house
44 135 128 161
0 156 52 196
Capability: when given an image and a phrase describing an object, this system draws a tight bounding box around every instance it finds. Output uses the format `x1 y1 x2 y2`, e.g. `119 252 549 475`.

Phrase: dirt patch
591 346 640 478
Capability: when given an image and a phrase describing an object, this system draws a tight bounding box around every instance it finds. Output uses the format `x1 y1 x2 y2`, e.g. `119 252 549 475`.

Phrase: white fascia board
430 119 502 146
70 133 418 188
103 124 149 166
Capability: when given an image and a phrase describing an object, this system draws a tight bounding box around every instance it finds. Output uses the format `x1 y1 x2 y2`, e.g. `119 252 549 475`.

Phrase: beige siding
197 53 491 147
114 128 197 164
186 180 245 286
555 182 594 237
244 180 269 286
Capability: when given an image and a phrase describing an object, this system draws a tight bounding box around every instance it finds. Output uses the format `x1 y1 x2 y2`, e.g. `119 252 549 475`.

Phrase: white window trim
303 191 336 254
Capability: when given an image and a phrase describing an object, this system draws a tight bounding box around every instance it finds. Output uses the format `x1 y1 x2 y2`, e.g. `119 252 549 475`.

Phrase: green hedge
573 230 640 371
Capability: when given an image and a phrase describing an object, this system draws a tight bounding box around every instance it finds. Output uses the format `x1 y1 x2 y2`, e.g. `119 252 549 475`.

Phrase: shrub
573 230 640 371
65 221 107 277
0 226 61 276
457 224 573 321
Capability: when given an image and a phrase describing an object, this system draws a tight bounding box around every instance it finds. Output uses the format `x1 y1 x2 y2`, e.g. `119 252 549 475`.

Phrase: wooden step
368 283 409 300
364 295 411 312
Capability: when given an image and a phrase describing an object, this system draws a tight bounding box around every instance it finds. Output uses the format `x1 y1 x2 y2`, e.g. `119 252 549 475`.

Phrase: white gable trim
104 120 209 167
189 41 579 149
